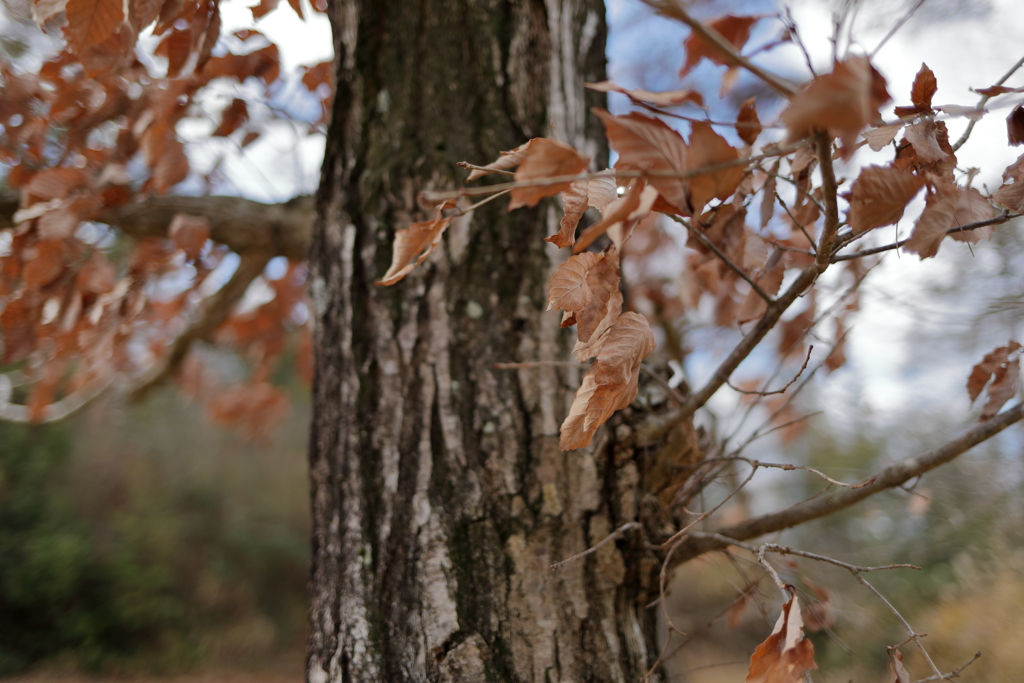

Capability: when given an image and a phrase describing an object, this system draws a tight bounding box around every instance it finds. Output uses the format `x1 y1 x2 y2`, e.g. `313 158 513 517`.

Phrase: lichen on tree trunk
306 1 666 680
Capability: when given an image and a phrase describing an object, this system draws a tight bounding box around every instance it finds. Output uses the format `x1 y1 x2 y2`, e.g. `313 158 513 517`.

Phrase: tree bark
305 1 666 681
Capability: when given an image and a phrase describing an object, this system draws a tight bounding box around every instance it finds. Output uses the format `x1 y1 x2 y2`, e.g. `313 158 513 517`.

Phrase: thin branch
640 364 688 406
869 0 928 59
832 213 1021 262
782 7 817 77
668 402 1024 567
456 161 514 176
682 217 773 303
910 652 982 683
661 463 759 548
702 456 873 490
0 376 113 423
757 545 791 598
813 132 840 271
776 192 817 254
953 52 1024 151
551 522 642 569
728 345 813 396
858 575 945 680
640 0 798 98
130 249 273 401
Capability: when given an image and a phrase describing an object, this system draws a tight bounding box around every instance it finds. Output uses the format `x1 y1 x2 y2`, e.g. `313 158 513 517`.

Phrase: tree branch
668 402 1024 566
832 213 1021 262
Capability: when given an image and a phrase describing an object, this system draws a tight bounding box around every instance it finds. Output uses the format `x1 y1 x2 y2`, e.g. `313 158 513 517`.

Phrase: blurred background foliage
0 370 310 677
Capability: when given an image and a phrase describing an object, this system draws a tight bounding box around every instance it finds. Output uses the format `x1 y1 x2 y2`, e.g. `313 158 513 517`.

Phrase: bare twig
667 402 1024 567
728 345 813 396
776 192 818 254
953 52 1024 151
910 651 982 683
757 545 791 597
813 132 840 271
661 463 759 548
683 218 773 303
869 0 928 59
640 364 688 406
702 456 874 490
640 0 798 98
494 360 586 370
832 213 1021 262
456 161 515 176
551 522 642 569
782 7 817 77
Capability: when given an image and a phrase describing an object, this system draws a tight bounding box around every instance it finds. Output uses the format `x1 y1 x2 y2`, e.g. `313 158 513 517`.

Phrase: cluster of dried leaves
0 0 329 427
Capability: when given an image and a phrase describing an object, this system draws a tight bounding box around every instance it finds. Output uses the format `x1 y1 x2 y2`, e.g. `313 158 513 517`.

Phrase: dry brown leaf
169 213 211 260
64 0 125 50
893 63 937 117
508 138 590 210
736 253 784 324
903 121 948 164
844 165 924 234
22 240 66 288
547 252 600 312
737 97 761 146
760 161 779 228
975 85 1024 97
560 311 655 450
680 15 760 77
1007 102 1024 146
467 138 535 181
213 98 248 137
688 121 743 215
376 204 453 286
574 181 645 253
863 123 904 152
889 649 910 683
781 56 890 158
903 185 959 259
549 169 616 248
967 342 1022 421
585 81 703 108
991 153 1024 211
746 596 818 683
949 187 994 243
595 109 690 212
574 247 621 343
825 317 847 372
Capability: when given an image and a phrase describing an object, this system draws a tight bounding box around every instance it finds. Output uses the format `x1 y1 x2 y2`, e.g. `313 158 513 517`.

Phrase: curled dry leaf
889 649 910 683
585 81 704 108
169 213 211 260
781 56 891 159
550 169 617 248
376 203 454 286
560 311 655 450
680 14 760 77
949 187 994 243
903 121 948 164
574 182 659 253
213 98 248 137
991 153 1024 211
746 596 817 683
844 164 924 234
547 252 599 312
466 138 535 181
903 184 959 259
508 138 591 210
967 342 1021 421
760 160 779 228
863 122 904 152
737 97 762 147
1007 102 1024 146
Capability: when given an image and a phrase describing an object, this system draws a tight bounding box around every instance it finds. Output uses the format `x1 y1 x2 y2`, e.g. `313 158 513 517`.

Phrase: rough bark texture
305 1 668 681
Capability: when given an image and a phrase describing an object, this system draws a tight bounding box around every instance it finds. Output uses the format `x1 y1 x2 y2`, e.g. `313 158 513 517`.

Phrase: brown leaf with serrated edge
737 253 784 323
1007 102 1024 146
903 185 959 259
574 246 620 344
560 311 655 450
549 169 617 248
376 203 453 286
894 63 937 117
169 213 210 260
967 342 1022 421
949 187 994 243
781 56 890 159
890 649 910 683
64 0 125 50
844 165 924 234
548 252 599 312
595 109 691 212
737 97 761 146
863 123 904 152
467 139 536 181
508 138 590 210
680 15 760 77
585 81 703 108
213 99 248 137
760 161 778 228
991 153 1024 211
574 181 659 253
746 596 817 683
975 85 1024 97
903 121 948 164
688 121 743 215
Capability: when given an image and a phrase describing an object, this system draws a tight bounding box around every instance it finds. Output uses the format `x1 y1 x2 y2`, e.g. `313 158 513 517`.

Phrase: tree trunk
306 2 664 680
